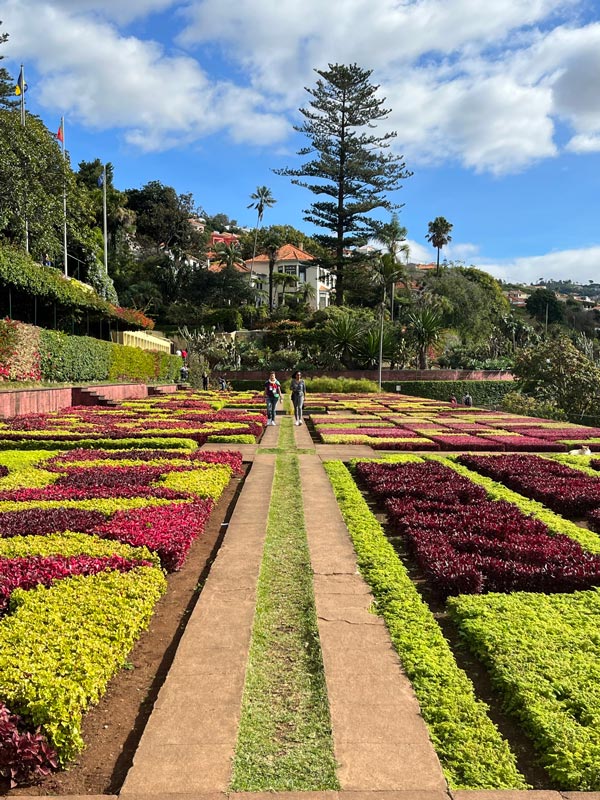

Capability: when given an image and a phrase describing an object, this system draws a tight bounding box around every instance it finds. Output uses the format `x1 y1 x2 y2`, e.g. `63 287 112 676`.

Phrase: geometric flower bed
0 424 243 782
309 394 600 452
356 459 600 597
457 453 600 521
344 453 600 789
448 589 600 789
0 391 267 449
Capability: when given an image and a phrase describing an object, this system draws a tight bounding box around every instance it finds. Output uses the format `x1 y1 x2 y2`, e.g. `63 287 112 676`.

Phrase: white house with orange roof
245 244 333 309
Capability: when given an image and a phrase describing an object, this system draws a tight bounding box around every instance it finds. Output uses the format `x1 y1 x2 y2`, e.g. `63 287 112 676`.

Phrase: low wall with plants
0 322 181 386
382 380 514 406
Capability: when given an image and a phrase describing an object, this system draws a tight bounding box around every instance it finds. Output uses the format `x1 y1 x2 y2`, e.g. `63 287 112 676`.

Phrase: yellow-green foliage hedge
325 460 527 789
0 567 167 762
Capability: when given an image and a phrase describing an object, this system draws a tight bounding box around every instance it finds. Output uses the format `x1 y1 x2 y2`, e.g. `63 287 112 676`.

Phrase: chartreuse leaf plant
325 460 527 790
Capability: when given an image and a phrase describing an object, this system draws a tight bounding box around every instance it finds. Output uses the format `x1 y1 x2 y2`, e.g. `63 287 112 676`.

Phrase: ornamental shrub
382 380 514 407
0 567 166 762
39 330 111 382
0 320 41 381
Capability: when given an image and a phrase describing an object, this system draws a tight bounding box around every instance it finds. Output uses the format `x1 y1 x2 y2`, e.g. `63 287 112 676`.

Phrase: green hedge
37 328 181 383
40 330 111 382
382 380 514 406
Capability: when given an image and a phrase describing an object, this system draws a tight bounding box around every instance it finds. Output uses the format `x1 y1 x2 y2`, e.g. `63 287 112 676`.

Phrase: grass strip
324 459 527 790
231 418 338 791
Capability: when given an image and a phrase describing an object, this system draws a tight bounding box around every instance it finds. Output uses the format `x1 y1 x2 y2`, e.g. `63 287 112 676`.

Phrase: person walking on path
290 370 306 425
462 392 473 407
202 371 209 390
265 371 281 425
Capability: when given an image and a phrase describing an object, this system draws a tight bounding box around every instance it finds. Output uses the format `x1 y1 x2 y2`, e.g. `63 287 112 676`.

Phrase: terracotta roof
207 259 250 274
244 243 315 265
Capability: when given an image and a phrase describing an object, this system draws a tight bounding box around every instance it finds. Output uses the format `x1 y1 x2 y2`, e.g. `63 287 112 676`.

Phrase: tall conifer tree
0 22 18 109
275 63 411 305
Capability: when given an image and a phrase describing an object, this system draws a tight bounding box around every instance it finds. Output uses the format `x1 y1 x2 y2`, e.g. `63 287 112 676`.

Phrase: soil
5 466 248 797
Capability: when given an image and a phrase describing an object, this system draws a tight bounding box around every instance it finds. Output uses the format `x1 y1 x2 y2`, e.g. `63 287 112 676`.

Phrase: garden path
118 412 448 798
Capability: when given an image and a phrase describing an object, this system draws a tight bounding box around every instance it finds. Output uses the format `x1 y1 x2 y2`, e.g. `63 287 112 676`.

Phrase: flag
97 173 104 187
56 119 64 143
15 66 27 96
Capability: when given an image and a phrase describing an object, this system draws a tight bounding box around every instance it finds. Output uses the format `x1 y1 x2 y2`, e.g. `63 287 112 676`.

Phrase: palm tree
426 216 453 275
373 214 408 320
272 271 298 306
214 242 244 270
261 233 281 312
247 186 276 286
373 253 406 387
297 280 316 308
406 306 444 369
324 313 364 367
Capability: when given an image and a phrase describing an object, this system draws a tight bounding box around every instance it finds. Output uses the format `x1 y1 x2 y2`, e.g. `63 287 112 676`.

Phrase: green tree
275 63 412 306
0 110 98 267
323 311 365 366
0 22 17 109
424 266 509 345
426 216 453 274
272 271 298 306
525 287 565 326
247 186 276 285
406 306 444 369
213 241 244 271
126 180 203 257
513 336 600 417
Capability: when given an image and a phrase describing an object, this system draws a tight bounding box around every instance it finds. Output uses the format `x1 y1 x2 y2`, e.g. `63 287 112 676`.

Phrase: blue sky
3 0 600 285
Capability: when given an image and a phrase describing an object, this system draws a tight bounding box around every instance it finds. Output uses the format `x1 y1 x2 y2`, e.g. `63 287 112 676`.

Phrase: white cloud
481 246 600 285
3 0 600 174
1 0 289 150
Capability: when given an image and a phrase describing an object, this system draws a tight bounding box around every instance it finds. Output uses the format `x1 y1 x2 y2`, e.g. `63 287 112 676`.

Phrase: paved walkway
121 413 447 797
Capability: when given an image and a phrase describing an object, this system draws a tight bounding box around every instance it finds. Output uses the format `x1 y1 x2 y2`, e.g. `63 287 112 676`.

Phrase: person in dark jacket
290 371 306 425
264 371 281 425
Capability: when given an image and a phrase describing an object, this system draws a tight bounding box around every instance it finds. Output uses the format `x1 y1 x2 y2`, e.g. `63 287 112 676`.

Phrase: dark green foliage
383 380 514 406
275 63 411 305
38 329 180 383
40 330 111 382
0 22 18 110
525 288 565 324
513 336 600 417
426 216 453 272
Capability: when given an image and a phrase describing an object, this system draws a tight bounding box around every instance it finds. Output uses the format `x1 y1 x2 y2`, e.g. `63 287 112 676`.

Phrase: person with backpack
290 370 306 425
462 392 473 407
264 371 281 425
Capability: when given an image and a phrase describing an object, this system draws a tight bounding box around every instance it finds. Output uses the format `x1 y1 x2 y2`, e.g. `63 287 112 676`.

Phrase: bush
0 320 41 381
40 330 111 382
382 380 514 407
292 376 378 393
500 391 567 421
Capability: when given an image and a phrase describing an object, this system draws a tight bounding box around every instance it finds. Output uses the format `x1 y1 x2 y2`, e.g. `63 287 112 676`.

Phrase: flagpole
61 117 68 276
102 164 108 276
19 63 25 126
19 64 28 253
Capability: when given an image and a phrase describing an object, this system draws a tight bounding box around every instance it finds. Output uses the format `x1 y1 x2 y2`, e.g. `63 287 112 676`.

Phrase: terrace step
71 387 121 407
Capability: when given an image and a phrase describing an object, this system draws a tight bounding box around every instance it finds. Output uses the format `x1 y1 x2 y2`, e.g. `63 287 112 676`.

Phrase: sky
2 0 600 287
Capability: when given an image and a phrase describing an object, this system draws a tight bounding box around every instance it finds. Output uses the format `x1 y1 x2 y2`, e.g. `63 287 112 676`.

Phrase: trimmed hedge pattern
324 460 527 789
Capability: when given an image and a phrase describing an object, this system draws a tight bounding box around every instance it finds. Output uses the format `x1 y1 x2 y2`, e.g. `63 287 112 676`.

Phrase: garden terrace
308 393 600 452
2 386 600 797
